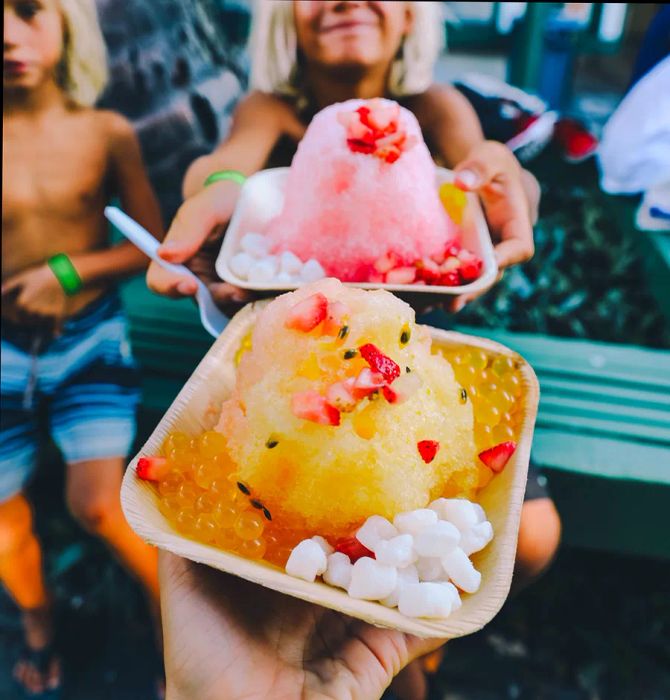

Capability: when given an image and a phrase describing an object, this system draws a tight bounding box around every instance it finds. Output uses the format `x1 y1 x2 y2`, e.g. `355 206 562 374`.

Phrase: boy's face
3 0 64 92
294 0 412 75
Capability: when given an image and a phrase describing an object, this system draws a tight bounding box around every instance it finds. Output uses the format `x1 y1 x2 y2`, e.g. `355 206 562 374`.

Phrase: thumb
453 141 517 191
1 274 24 296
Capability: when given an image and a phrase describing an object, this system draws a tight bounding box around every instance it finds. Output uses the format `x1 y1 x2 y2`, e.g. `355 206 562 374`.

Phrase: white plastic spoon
105 206 228 337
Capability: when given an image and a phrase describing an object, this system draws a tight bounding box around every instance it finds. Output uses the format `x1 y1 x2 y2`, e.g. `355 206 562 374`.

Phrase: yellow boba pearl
163 431 190 455
492 423 516 443
491 355 515 377
501 373 522 397
490 390 514 412
477 369 494 386
158 472 182 496
194 461 218 489
238 537 267 560
474 423 493 447
477 401 501 426
353 406 376 440
175 510 196 533
178 482 198 503
480 382 500 398
194 514 217 541
234 511 265 541
213 503 239 529
467 350 489 371
195 493 216 513
451 352 467 366
198 430 228 459
456 365 477 384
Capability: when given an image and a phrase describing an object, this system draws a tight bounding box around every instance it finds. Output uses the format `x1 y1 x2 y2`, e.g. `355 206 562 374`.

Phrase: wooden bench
120 277 670 559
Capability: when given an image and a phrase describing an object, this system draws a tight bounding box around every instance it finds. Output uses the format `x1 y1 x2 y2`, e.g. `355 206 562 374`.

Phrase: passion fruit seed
265 437 279 449
237 481 251 495
460 387 468 404
343 349 358 359
337 325 350 340
400 328 411 345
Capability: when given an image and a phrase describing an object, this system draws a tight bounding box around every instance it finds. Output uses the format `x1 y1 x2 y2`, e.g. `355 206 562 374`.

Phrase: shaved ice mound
217 279 477 533
264 99 458 282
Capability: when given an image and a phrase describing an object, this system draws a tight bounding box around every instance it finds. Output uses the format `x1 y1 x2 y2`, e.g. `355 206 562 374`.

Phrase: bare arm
182 91 297 198
148 92 293 304
70 113 165 285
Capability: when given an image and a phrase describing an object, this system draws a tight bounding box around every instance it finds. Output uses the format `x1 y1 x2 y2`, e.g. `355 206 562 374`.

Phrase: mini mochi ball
217 279 477 533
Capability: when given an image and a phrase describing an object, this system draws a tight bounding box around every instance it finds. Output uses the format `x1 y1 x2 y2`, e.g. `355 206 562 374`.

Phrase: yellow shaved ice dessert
217 279 477 533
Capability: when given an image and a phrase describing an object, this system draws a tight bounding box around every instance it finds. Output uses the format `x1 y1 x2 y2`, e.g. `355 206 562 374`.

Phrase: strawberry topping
359 343 401 383
340 100 414 163
335 536 375 563
136 456 169 482
478 441 517 473
291 390 341 426
417 440 440 463
285 293 328 332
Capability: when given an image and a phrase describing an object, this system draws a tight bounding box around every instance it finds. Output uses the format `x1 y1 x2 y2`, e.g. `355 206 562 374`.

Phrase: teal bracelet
47 253 82 296
203 169 247 188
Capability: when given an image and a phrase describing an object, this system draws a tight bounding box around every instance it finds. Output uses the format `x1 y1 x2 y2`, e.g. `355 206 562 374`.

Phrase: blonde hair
58 0 108 106
249 1 445 100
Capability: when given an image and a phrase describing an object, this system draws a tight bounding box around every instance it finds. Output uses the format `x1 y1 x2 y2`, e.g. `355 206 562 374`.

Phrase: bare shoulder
93 109 136 143
232 91 303 136
407 84 478 130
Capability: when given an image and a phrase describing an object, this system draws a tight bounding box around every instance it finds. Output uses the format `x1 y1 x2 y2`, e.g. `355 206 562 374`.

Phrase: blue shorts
0 293 141 502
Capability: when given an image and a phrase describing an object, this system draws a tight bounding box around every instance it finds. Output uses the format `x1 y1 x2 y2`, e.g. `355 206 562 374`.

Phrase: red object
136 456 169 481
458 257 483 283
352 367 387 398
325 379 358 412
285 293 328 332
335 536 375 563
553 118 598 163
359 343 401 383
439 270 461 287
478 441 517 473
385 266 417 285
417 440 440 463
291 390 341 426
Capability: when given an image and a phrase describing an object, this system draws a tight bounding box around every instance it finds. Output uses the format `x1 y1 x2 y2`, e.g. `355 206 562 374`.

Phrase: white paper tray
216 167 498 296
121 301 538 639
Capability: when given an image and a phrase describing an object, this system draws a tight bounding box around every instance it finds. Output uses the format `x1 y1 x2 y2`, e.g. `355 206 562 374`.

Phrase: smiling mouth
4 60 28 74
321 21 377 34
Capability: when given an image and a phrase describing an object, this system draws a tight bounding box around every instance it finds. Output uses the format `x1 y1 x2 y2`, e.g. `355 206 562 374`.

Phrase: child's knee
0 496 35 556
66 490 120 535
516 498 561 579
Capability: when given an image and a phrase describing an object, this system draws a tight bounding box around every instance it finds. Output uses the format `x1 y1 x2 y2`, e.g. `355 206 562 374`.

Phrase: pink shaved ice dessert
263 99 481 285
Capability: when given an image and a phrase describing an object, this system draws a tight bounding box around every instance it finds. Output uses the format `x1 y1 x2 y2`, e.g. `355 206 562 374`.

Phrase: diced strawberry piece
367 103 399 131
356 105 372 128
347 117 377 145
381 147 401 163
439 270 461 287
429 249 446 265
136 456 169 482
348 138 377 154
335 536 375 563
445 242 462 258
417 440 440 463
458 257 483 283
385 266 416 285
478 441 517 473
291 390 340 426
325 379 358 412
359 343 401 383
374 252 400 274
416 258 442 285
285 293 328 332
322 300 349 336
368 271 385 284
440 256 461 273
382 372 422 404
352 367 386 398
375 130 406 148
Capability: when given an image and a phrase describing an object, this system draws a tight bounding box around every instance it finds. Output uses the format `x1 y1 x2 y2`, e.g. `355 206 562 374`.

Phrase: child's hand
1 265 68 330
450 141 537 312
147 180 257 317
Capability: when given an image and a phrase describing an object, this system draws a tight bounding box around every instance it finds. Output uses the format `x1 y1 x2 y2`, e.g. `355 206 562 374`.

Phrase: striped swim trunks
1 292 141 502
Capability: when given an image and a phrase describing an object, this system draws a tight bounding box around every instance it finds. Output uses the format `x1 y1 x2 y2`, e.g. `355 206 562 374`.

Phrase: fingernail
456 169 479 189
177 280 197 295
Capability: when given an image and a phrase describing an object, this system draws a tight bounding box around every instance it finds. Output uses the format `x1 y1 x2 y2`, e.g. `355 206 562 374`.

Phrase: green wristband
47 253 82 296
203 169 247 188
